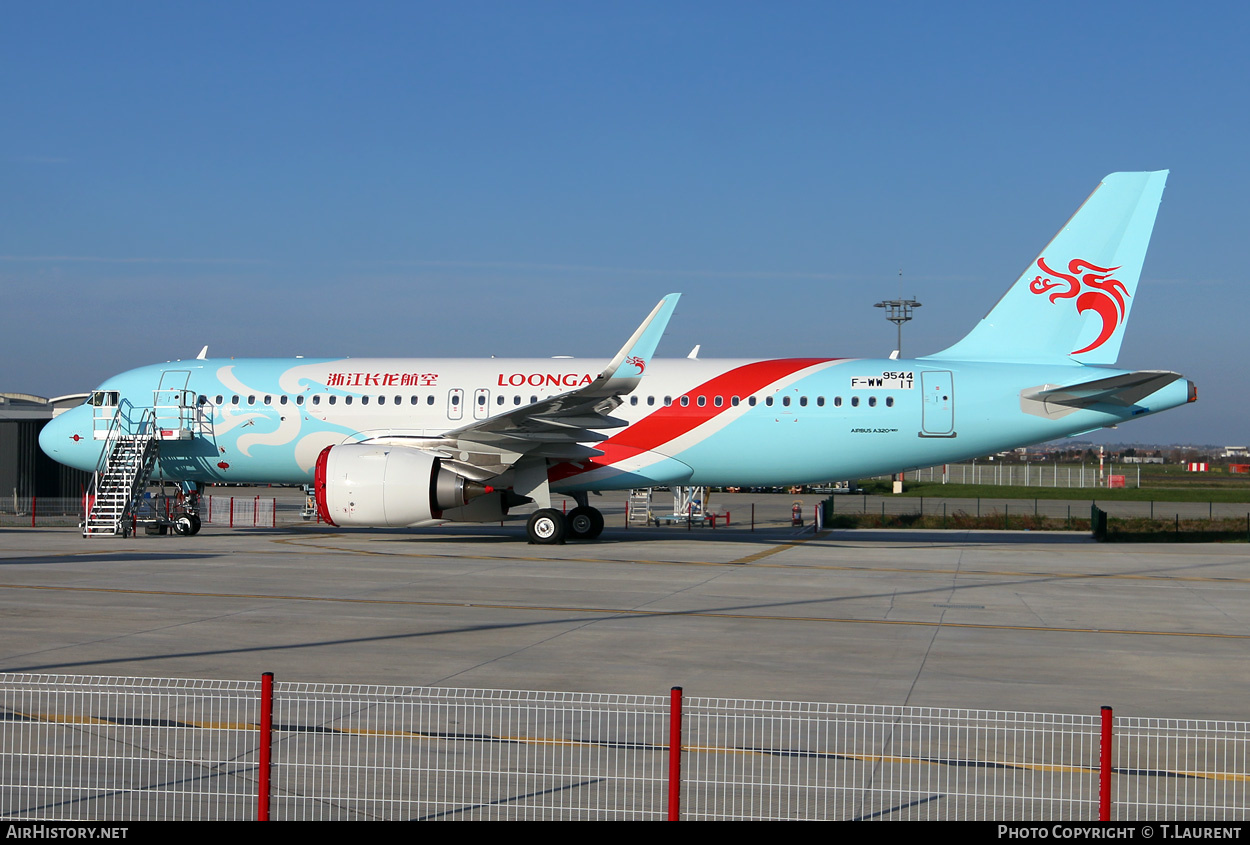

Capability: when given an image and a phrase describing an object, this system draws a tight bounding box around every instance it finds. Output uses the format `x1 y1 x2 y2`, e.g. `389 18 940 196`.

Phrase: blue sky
3 2 1246 444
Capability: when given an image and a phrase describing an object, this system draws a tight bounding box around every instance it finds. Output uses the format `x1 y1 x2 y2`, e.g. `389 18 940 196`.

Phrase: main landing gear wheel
526 509 567 545
566 506 605 540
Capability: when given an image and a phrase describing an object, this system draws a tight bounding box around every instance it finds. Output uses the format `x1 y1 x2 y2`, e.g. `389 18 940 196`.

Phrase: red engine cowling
314 444 490 527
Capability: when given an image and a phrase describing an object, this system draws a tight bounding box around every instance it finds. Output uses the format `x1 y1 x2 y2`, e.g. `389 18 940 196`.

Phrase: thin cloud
364 258 862 282
0 255 274 265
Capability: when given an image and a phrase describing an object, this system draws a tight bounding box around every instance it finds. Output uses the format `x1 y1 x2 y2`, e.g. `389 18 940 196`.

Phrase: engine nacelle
314 444 491 527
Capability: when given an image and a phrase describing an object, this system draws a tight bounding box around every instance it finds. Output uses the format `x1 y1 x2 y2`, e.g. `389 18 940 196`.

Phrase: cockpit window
88 391 119 407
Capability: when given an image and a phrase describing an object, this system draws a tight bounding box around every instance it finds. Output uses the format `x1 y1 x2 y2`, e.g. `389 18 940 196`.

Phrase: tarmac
2 499 1248 722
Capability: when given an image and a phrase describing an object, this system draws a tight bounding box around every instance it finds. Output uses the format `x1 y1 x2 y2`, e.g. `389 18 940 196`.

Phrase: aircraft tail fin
927 171 1168 366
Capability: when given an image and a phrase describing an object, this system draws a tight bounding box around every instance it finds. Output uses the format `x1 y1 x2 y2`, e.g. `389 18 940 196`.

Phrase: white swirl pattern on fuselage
216 364 305 457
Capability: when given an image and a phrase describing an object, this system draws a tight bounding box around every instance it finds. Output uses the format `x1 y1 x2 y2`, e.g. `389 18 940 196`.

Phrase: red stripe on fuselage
549 358 837 483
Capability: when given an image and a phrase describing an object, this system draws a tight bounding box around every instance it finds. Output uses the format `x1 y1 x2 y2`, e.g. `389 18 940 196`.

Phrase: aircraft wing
365 294 681 481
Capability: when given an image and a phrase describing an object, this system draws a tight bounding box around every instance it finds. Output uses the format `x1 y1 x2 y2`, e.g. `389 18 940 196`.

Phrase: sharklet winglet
588 293 680 394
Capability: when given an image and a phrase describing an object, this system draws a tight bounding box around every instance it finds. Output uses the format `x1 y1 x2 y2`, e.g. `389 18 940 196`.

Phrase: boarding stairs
84 410 159 537
83 389 200 537
653 486 708 526
627 489 653 526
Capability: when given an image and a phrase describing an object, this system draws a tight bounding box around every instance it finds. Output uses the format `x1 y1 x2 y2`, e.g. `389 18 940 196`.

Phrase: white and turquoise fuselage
40 355 1193 491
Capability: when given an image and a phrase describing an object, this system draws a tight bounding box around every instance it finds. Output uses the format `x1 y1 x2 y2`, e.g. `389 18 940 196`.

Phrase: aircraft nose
38 413 65 459
39 407 95 470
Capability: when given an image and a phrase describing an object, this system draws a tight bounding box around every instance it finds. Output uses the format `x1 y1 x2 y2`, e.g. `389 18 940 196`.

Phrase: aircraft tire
527 509 567 545
187 514 202 536
173 515 195 536
566 506 604 540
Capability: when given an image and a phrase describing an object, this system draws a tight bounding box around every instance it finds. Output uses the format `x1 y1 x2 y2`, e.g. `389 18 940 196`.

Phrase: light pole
874 297 921 357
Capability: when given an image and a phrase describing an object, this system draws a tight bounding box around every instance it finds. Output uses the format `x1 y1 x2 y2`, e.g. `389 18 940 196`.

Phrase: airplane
40 171 1194 543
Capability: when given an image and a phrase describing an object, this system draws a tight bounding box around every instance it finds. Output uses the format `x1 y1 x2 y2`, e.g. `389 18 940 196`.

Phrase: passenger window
345 396 353 405
868 396 877 407
816 397 825 407
834 396 842 407
680 396 690 407
427 396 435 405
329 396 337 405
782 396 791 407
714 396 723 407
215 395 223 405
696 396 706 407
630 396 638 406
886 396 895 407
799 397 807 407
496 395 504 405
664 396 672 406
765 396 774 407
514 396 521 405
748 397 757 406
247 395 255 405
377 396 384 405
312 395 320 406
851 396 859 407
295 396 303 406
647 396 655 406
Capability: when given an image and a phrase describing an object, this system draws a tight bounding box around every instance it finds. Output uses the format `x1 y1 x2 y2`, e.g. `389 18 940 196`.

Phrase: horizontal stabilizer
1020 370 1183 419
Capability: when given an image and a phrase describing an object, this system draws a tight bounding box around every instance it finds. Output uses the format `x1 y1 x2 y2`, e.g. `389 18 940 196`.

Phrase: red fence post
272 499 276 528
230 497 234 528
1100 705 1113 821
259 672 274 821
668 686 683 821
31 496 36 528
254 495 259 526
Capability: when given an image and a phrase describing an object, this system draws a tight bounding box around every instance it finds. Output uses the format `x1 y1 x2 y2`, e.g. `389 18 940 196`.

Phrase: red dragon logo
625 355 646 374
1029 257 1130 355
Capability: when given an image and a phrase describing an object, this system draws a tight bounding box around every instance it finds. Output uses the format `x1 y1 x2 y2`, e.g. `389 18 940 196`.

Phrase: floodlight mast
873 297 921 356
